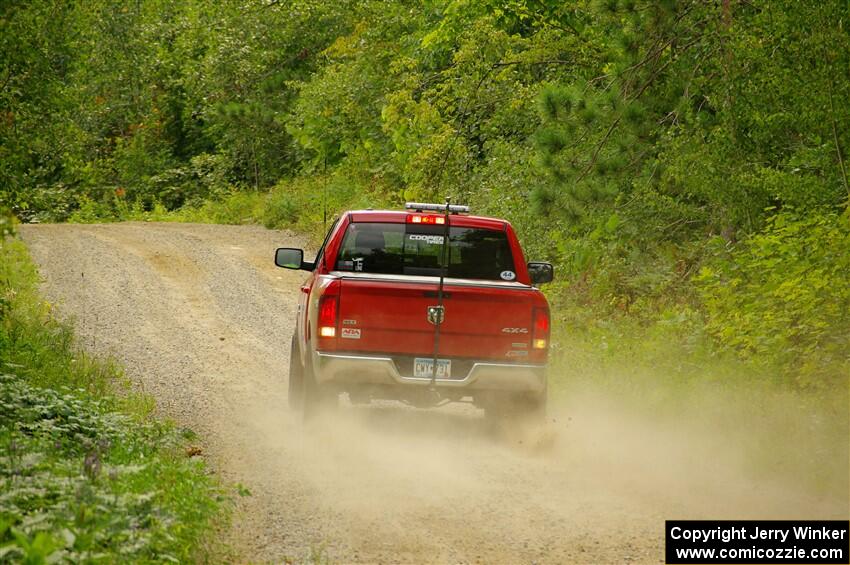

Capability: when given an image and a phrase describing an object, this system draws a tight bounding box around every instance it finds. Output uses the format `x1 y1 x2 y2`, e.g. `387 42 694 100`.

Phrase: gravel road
20 223 846 564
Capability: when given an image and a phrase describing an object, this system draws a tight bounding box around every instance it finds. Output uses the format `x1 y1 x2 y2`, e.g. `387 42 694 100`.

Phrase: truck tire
288 335 304 411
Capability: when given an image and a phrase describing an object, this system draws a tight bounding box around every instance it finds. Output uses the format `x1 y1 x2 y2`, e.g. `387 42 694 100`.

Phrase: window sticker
407 234 444 245
500 270 516 281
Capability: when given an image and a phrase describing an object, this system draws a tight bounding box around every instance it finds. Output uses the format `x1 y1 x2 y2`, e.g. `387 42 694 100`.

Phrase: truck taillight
532 308 549 349
318 295 338 338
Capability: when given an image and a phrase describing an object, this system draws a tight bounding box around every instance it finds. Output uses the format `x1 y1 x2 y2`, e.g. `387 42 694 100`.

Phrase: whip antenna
429 196 452 390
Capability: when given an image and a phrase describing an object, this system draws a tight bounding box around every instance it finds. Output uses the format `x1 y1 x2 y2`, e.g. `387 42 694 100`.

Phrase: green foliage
533 0 850 234
174 190 266 226
0 237 227 561
697 210 850 388
0 211 16 239
263 191 300 229
0 373 221 562
146 153 231 210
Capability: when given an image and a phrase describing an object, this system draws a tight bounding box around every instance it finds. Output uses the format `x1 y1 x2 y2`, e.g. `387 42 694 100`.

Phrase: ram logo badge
427 305 445 325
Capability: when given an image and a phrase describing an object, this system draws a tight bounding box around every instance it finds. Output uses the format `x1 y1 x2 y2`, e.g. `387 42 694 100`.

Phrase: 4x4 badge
427 305 445 325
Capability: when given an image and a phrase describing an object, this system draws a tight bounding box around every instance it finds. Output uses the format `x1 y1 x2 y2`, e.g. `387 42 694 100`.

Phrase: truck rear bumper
313 352 546 394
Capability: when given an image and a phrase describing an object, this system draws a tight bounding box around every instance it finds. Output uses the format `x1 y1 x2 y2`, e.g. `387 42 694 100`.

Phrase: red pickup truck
275 202 553 421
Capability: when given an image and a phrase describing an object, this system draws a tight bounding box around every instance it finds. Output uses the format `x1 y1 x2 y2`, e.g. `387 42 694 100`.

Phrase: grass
0 235 229 563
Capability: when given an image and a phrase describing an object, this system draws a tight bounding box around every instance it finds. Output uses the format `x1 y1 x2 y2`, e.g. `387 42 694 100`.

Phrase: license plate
413 358 451 378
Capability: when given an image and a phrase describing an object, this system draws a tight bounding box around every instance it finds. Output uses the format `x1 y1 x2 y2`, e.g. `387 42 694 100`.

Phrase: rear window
334 222 516 281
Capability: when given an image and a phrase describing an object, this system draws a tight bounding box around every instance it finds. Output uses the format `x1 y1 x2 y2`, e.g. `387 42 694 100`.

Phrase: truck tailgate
335 273 536 361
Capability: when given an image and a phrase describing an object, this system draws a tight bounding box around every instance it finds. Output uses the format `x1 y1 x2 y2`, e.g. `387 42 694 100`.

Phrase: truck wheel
288 335 304 411
302 356 338 421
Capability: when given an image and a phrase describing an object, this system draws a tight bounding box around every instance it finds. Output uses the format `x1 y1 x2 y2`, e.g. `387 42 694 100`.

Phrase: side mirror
527 262 554 285
275 248 314 270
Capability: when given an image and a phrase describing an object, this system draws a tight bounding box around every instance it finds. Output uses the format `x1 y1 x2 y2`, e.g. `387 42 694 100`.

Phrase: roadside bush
194 191 267 225
0 373 219 563
0 211 15 239
262 190 300 229
697 210 850 388
17 184 80 223
258 172 394 241
67 195 118 224
110 129 176 207
148 153 232 210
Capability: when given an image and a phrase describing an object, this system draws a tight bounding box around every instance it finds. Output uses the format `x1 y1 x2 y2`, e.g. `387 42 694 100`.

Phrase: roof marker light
405 202 470 214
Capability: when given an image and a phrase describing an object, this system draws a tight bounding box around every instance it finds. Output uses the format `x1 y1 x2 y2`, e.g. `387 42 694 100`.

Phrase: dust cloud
252 373 847 562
